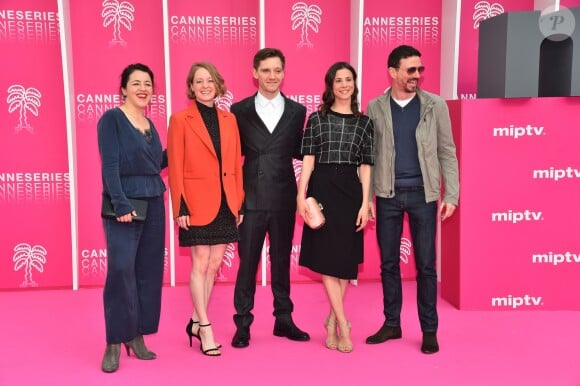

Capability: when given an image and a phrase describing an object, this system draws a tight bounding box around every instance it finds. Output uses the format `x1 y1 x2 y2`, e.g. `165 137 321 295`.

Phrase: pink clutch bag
304 197 325 229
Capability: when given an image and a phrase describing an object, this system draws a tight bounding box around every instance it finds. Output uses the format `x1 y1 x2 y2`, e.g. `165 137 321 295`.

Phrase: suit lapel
272 98 296 133
185 103 217 158
244 96 271 138
265 96 296 145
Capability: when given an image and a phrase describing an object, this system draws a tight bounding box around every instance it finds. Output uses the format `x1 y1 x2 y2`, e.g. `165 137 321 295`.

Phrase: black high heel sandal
186 319 200 347
186 319 222 348
198 323 221 357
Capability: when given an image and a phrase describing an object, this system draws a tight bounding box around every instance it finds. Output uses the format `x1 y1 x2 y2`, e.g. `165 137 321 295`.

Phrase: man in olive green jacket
365 45 459 354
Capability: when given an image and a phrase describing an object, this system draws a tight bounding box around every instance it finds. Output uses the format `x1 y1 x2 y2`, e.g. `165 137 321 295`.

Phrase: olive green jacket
367 88 459 205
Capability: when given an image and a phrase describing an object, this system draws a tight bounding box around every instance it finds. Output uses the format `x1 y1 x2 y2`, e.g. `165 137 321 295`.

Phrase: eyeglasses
398 66 425 75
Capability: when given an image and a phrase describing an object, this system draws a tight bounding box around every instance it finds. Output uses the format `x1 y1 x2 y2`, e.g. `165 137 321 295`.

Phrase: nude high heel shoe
337 320 353 353
324 317 338 350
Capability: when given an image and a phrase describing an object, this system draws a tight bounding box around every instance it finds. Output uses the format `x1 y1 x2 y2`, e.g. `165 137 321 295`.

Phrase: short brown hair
253 48 285 70
186 62 227 100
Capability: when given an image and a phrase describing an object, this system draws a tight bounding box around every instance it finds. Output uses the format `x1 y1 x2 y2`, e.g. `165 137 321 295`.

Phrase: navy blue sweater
97 108 166 217
390 96 423 187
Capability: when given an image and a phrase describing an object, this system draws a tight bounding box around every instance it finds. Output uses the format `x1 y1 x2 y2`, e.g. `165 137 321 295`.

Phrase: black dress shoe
273 319 310 341
365 324 402 344
231 328 250 348
421 332 439 354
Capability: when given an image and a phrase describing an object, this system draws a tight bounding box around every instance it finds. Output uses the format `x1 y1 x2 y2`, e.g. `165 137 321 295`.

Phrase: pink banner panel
0 0 72 289
456 0 533 99
361 0 443 281
168 0 259 284
69 0 169 287
263 0 360 282
361 0 442 108
560 0 580 6
443 97 580 310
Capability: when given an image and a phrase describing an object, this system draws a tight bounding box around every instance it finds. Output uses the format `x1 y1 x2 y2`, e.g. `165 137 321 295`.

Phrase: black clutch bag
101 194 148 222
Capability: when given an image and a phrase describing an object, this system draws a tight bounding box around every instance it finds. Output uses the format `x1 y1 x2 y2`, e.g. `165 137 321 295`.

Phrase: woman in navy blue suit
97 63 166 373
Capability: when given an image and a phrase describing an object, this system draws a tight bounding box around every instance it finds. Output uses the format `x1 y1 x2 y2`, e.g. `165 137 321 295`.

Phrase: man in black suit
230 48 309 348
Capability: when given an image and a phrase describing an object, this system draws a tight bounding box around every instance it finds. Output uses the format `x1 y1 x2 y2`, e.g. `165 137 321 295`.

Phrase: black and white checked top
301 110 374 165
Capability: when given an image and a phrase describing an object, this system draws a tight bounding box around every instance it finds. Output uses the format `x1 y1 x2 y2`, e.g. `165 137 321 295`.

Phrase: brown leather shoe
365 325 402 344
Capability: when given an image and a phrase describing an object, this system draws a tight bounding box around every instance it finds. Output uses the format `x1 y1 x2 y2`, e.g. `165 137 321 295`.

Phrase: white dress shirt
255 92 284 133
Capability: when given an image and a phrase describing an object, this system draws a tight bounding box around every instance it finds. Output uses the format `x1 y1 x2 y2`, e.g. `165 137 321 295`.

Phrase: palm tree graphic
13 243 47 288
473 1 504 29
215 91 234 112
216 243 236 281
102 0 135 47
291 2 322 48
292 159 302 182
6 85 41 133
399 237 412 264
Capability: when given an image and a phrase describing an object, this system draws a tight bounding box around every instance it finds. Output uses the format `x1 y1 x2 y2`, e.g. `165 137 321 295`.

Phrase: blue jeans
103 195 166 343
375 189 438 332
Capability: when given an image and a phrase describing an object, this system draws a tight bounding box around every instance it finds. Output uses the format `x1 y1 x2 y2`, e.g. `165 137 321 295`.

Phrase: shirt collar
255 92 283 108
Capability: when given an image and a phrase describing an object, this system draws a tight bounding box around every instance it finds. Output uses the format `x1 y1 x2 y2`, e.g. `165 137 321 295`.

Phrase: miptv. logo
473 1 504 29
6 85 42 133
102 0 135 47
291 2 322 48
491 294 543 309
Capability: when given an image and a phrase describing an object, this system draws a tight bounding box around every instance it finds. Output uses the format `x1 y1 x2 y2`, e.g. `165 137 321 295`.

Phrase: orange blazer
167 102 244 225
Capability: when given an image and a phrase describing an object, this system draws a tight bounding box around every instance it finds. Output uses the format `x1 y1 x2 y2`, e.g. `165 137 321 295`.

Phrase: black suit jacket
231 93 306 212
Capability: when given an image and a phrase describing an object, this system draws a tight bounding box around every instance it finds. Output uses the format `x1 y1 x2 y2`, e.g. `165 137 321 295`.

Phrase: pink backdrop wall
361 0 442 107
69 0 169 287
456 0 534 99
167 0 259 285
360 0 443 280
263 0 351 282
0 0 71 289
6 0 576 311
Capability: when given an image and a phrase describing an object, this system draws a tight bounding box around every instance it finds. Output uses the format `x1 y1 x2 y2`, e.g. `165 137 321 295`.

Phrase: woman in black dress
297 62 374 353
168 62 244 356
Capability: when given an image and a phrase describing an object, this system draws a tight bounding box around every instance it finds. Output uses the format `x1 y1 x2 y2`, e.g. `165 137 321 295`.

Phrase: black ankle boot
123 335 156 360
421 332 439 354
101 344 121 373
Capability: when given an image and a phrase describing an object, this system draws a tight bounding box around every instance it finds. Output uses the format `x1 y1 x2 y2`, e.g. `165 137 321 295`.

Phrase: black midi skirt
299 163 363 279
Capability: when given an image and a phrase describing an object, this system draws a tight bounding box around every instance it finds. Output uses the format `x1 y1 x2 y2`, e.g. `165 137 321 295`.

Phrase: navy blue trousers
102 195 165 344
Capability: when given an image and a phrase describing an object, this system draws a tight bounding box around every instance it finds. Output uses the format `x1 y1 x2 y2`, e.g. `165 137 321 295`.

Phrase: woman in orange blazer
167 62 244 357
